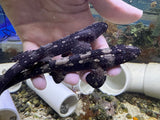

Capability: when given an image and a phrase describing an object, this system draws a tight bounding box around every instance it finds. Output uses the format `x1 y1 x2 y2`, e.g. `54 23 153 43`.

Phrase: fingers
91 35 109 49
89 0 143 24
80 35 121 83
63 73 80 85
31 75 47 90
107 66 121 76
22 40 40 52
23 41 47 90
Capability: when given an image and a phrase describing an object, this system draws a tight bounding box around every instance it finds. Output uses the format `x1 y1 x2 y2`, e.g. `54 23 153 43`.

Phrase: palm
11 0 92 47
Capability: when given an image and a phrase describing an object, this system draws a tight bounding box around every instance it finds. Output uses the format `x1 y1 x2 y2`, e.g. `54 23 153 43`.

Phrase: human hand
1 0 143 90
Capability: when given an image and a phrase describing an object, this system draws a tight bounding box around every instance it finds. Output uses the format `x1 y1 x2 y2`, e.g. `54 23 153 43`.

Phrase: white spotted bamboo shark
0 22 140 94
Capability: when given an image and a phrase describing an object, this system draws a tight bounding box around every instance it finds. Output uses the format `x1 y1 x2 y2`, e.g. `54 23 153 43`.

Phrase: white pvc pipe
143 63 160 99
0 90 20 120
99 62 160 99
26 74 78 117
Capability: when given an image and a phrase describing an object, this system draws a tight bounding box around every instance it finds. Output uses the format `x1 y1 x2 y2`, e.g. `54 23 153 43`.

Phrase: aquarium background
0 1 160 63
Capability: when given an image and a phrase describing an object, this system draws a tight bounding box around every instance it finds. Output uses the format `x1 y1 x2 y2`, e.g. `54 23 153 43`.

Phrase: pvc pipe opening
100 67 130 96
79 81 94 95
8 82 22 93
0 109 18 120
60 95 78 115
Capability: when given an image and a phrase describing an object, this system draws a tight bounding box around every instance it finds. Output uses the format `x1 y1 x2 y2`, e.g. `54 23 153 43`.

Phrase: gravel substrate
10 82 160 120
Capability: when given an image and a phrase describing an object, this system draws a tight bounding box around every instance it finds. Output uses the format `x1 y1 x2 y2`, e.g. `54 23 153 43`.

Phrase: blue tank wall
0 5 16 42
